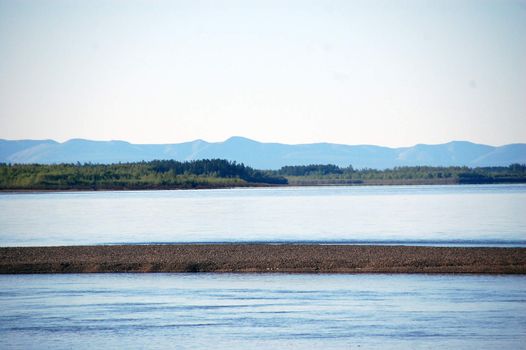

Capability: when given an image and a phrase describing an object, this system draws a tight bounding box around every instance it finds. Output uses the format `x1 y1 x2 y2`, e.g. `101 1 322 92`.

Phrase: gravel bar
1 244 525 274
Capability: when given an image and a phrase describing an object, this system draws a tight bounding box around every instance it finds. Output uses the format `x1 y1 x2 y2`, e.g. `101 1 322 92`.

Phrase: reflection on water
1 273 525 349
0 184 525 246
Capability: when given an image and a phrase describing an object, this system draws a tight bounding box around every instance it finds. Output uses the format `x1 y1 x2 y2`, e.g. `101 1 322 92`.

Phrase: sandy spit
1 244 525 274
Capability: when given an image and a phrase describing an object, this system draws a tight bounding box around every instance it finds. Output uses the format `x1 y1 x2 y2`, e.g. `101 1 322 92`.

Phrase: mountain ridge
1 137 525 169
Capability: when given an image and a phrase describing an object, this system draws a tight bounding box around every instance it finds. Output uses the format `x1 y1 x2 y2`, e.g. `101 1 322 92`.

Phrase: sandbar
1 244 525 274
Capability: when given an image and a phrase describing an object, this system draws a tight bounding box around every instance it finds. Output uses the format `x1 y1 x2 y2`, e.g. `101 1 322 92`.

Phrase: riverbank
1 245 525 274
2 162 525 191
2 181 526 193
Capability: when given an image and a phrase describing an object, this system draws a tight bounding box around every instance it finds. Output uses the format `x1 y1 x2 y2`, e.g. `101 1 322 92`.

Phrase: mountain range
1 137 525 169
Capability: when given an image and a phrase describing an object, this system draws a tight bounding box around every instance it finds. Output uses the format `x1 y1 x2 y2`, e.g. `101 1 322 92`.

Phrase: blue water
2 185 525 349
0 274 525 349
0 184 525 246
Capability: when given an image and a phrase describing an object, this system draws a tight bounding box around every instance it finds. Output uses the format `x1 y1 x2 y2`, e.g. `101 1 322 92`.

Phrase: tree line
273 163 526 185
0 159 287 190
0 160 525 190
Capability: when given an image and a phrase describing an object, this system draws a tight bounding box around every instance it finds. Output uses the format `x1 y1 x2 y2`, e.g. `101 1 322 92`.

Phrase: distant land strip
1 160 526 191
1 245 525 274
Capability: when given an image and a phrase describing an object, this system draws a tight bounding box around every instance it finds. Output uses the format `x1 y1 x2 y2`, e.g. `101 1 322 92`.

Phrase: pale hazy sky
1 0 525 146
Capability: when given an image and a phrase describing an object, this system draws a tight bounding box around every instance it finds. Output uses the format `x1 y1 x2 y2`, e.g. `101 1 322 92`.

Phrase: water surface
1 184 525 246
1 273 525 350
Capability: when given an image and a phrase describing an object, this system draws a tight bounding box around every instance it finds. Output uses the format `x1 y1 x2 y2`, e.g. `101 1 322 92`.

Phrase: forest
274 163 526 185
0 160 525 190
0 159 287 190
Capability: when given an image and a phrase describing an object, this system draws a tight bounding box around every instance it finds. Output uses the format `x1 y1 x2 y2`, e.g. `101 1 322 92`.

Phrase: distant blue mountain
1 137 524 169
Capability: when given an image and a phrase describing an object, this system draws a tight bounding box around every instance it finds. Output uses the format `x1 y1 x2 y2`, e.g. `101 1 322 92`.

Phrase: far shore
1 180 525 193
1 244 525 274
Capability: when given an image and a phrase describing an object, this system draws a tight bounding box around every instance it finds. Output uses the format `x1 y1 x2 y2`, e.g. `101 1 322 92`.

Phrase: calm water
2 186 525 349
1 274 525 349
0 184 525 246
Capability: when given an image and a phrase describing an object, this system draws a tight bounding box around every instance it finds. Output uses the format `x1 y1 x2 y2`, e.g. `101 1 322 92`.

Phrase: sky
0 0 525 147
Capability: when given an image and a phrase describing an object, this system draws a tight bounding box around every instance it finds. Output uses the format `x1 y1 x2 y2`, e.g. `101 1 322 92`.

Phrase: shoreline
1 244 525 274
1 182 525 194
